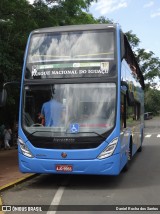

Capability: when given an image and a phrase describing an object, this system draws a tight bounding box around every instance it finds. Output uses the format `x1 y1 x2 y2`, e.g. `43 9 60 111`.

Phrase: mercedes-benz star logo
61 152 67 158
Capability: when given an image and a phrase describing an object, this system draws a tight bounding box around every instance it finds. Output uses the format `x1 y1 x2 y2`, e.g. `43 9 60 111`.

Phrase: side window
134 102 141 121
126 103 134 127
125 101 141 127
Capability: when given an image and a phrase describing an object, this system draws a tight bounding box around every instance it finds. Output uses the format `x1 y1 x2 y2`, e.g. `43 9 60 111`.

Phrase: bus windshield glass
23 83 116 137
25 30 115 79
28 30 114 62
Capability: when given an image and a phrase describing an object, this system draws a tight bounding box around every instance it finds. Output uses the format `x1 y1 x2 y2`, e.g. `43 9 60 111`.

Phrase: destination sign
25 61 116 79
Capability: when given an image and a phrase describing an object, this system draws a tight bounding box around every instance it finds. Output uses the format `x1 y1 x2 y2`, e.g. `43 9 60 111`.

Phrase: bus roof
29 24 145 89
31 24 118 34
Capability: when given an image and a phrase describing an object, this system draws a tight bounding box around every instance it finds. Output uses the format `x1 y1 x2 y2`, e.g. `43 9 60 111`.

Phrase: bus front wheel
138 131 143 152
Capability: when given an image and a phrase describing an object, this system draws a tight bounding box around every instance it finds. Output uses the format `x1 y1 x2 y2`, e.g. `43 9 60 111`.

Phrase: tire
137 145 142 152
138 131 143 153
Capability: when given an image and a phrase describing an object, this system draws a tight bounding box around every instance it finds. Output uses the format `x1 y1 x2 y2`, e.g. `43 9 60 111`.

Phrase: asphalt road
1 117 160 214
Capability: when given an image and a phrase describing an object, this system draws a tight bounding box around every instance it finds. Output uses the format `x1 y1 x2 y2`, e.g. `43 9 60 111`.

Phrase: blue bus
16 24 145 175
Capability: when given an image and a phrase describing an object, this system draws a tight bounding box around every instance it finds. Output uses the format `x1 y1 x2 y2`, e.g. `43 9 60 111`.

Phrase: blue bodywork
18 24 144 175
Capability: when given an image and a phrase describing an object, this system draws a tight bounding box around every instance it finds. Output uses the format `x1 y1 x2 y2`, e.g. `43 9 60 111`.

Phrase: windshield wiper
68 131 106 140
27 130 64 139
27 130 106 140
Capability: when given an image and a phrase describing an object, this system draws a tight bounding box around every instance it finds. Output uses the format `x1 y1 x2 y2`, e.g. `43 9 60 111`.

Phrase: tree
0 1 160 121
0 0 98 124
32 0 97 26
125 31 160 88
0 0 37 82
144 88 160 115
0 0 98 83
136 49 160 87
125 30 160 114
125 31 141 49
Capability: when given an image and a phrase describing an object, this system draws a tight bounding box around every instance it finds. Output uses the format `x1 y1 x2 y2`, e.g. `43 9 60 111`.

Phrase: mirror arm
3 81 20 89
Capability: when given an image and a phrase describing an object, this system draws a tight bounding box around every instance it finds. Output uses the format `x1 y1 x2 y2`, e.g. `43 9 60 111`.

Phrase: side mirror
0 89 7 107
0 81 20 107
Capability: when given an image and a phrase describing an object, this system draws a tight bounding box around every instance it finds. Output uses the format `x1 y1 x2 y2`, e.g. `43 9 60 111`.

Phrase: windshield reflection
23 83 116 137
28 31 114 62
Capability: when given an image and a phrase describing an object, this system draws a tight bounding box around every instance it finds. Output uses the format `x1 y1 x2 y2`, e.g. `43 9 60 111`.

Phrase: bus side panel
119 129 131 171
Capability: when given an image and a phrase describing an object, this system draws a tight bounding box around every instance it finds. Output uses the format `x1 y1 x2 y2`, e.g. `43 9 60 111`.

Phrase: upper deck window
27 30 115 63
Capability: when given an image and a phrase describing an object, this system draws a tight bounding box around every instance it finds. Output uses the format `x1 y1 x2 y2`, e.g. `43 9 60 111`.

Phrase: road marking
145 133 160 138
47 186 65 214
47 177 70 214
145 134 151 138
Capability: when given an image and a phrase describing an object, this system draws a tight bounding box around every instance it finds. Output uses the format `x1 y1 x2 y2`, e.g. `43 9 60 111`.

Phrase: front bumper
19 152 121 175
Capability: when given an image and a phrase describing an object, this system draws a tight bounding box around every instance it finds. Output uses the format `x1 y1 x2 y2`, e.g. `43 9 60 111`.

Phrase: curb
0 197 4 214
0 174 37 192
0 174 38 211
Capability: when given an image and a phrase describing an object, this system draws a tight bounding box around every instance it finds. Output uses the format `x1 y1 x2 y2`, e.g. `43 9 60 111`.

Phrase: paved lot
0 148 33 189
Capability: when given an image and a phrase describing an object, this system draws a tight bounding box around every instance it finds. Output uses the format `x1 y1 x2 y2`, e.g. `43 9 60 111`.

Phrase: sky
90 0 160 59
28 0 159 59
28 0 159 88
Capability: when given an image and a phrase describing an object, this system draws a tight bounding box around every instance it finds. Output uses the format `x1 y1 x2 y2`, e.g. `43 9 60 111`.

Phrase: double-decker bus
17 24 145 175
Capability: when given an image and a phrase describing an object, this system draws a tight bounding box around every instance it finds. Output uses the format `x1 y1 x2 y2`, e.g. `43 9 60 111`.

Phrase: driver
39 91 65 127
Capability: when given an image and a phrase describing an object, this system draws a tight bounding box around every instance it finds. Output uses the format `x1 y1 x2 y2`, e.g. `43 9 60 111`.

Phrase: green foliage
125 31 160 88
126 30 160 115
136 49 160 85
144 88 160 115
125 30 140 49
0 0 36 81
0 0 160 122
0 0 98 124
95 16 113 24
1 0 159 85
0 0 97 82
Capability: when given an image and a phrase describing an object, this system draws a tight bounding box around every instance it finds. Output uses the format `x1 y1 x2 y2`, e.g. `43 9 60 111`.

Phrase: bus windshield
27 30 114 62
23 83 116 137
25 30 115 79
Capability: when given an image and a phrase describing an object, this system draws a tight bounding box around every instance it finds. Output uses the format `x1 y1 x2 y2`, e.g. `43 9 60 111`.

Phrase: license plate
56 165 73 172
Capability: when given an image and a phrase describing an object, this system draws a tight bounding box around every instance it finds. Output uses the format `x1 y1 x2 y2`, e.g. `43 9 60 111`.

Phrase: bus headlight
98 137 118 159
18 137 34 158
